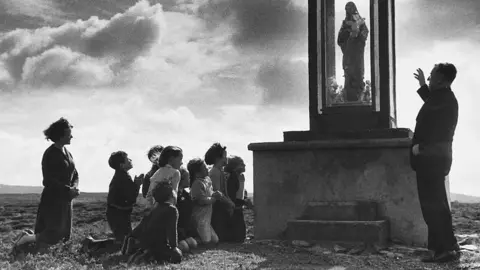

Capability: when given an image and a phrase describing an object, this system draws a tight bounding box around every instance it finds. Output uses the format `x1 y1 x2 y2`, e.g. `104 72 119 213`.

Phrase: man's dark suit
411 84 459 253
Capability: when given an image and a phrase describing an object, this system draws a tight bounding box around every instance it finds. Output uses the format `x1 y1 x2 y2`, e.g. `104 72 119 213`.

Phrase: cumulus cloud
21 47 114 87
0 0 164 88
0 0 67 30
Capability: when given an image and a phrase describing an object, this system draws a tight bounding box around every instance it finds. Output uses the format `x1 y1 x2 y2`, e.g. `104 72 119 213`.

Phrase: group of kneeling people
84 142 249 264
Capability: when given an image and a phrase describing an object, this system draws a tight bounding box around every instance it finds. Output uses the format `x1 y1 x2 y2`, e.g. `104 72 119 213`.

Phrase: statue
337 2 369 103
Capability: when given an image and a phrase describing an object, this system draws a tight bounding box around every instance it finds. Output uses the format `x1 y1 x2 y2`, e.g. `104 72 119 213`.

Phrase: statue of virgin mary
337 2 369 102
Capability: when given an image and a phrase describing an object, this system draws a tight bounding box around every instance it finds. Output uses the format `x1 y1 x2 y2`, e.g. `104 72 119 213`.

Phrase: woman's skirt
34 200 72 245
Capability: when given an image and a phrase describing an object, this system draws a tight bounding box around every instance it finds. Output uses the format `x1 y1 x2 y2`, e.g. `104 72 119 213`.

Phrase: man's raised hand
414 68 426 87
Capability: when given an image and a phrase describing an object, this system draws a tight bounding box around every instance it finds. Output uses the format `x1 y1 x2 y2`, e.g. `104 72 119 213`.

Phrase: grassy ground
0 194 479 269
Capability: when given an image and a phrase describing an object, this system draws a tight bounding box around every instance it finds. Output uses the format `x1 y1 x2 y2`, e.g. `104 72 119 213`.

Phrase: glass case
285 0 401 140
314 0 396 116
327 1 372 107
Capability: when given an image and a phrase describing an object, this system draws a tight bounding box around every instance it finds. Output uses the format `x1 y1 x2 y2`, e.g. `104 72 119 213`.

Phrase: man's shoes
121 236 129 255
421 250 461 263
434 250 460 263
121 236 136 255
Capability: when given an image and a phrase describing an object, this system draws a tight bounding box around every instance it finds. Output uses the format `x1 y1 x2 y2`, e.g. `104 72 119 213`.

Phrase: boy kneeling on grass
78 151 143 255
106 151 144 243
122 180 182 265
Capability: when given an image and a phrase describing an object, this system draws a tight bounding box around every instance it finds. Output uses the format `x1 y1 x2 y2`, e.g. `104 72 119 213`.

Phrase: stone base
248 130 439 247
301 201 379 221
287 220 389 245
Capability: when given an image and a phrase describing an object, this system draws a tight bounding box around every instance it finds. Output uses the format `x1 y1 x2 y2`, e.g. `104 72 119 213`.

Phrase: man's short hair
436 63 457 84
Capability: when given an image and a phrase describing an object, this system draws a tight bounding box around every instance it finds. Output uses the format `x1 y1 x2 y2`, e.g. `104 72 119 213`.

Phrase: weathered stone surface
287 220 389 245
248 139 435 247
302 201 378 221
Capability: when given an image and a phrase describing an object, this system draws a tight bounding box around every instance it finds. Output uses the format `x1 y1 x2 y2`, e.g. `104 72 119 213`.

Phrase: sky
0 0 478 196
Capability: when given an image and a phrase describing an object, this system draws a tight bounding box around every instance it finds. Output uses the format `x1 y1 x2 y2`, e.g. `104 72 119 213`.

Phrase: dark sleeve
209 169 221 192
166 206 179 248
417 85 430 102
420 99 458 150
72 168 79 188
142 174 151 198
142 164 158 198
226 174 238 202
42 149 70 191
67 150 79 188
123 175 140 206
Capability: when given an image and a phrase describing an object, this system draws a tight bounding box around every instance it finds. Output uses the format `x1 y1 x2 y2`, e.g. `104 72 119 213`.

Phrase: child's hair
152 180 174 203
187 158 205 186
147 145 164 163
224 155 244 173
157 146 183 167
204 143 227 165
108 151 128 170
43 117 73 142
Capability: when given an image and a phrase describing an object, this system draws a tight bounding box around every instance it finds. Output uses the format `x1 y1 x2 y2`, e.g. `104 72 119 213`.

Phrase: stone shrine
248 0 450 247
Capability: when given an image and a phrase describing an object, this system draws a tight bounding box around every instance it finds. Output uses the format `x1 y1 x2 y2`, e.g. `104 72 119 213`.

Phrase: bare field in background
0 193 479 269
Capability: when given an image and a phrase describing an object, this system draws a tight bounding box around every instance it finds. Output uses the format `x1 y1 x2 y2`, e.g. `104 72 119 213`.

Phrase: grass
0 194 479 269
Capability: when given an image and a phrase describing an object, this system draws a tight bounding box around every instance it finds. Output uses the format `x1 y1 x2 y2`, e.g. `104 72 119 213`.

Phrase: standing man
411 63 460 263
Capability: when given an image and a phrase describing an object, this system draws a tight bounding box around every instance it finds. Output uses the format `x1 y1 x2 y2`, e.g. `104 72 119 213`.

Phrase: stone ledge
284 128 413 142
248 137 412 151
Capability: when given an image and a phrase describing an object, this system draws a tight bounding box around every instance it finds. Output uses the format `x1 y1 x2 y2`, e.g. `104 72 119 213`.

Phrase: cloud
1 0 67 28
197 0 307 57
255 58 308 106
21 47 114 87
191 0 310 107
395 0 479 55
0 88 309 193
0 0 164 88
1 0 479 198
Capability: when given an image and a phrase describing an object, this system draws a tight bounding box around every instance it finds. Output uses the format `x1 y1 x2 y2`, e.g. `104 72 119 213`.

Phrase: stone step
301 201 379 221
287 220 389 245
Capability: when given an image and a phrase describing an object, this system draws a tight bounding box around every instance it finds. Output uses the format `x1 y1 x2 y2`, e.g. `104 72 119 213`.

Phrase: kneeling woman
11 118 80 255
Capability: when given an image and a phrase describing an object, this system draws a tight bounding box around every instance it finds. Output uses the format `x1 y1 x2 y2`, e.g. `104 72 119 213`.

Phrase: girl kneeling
188 158 223 246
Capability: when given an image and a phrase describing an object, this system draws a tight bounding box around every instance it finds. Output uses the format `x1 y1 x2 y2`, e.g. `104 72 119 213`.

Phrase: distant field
0 194 479 269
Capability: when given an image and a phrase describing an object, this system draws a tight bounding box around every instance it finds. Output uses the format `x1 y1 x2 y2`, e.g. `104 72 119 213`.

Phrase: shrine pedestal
248 133 434 247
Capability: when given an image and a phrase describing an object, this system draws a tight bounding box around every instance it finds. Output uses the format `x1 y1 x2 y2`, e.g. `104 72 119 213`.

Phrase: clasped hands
134 174 145 186
69 186 80 199
212 190 224 200
213 191 236 207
